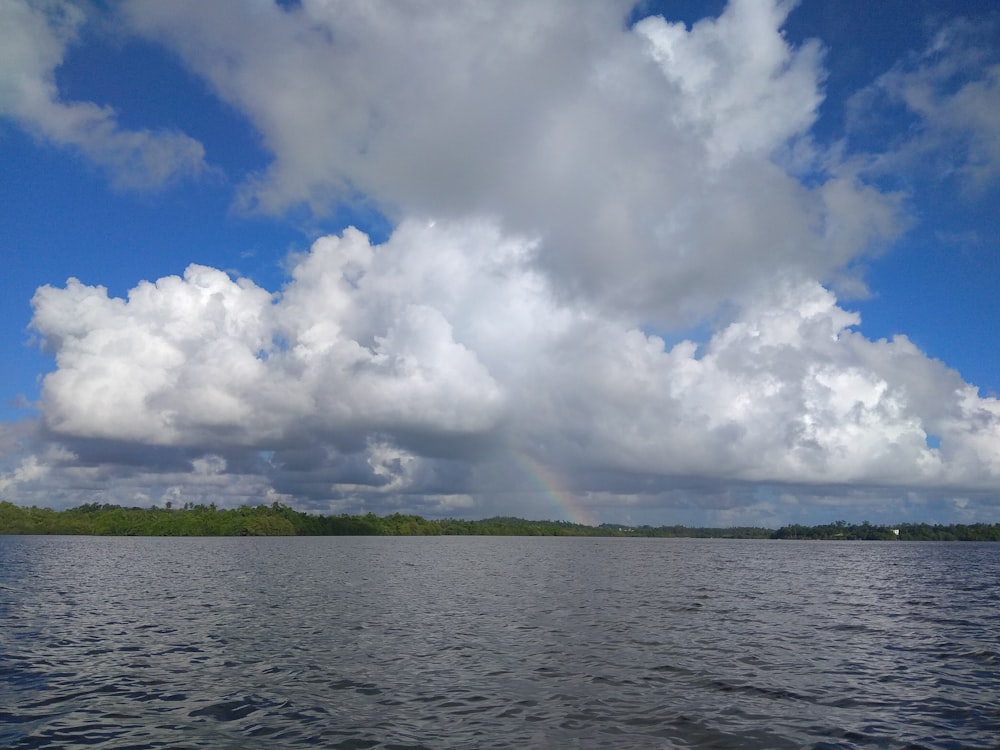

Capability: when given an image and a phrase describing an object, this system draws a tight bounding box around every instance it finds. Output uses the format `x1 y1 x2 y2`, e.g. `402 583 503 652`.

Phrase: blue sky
1 0 998 526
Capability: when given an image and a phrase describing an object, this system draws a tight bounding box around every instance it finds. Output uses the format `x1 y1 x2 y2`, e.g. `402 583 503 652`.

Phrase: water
1 536 998 749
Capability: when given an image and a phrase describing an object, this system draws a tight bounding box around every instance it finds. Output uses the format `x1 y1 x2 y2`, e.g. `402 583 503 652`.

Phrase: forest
1 501 999 540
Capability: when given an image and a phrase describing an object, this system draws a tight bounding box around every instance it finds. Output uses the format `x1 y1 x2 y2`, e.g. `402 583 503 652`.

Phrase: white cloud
0 455 49 493
848 17 1000 192
500 272 999 491
121 0 901 324
635 0 823 166
0 0 206 189
31 221 508 450
24 219 1000 519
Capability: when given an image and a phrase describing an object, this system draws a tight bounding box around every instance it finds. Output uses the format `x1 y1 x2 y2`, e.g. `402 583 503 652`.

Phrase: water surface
1 536 998 748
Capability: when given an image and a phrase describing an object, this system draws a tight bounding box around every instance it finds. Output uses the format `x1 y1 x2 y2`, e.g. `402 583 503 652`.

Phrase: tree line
771 519 1000 541
0 501 768 537
1 501 998 540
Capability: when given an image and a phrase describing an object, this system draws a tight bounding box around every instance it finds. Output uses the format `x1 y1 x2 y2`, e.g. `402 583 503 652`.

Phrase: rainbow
513 451 598 527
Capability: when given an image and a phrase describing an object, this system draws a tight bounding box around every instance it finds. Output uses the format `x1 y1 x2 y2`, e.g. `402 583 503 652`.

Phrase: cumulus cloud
0 0 206 189
20 218 1000 519
121 0 901 323
31 222 508 449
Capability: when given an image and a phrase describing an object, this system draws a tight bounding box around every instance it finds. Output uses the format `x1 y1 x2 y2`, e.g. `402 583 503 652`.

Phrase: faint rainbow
513 451 597 527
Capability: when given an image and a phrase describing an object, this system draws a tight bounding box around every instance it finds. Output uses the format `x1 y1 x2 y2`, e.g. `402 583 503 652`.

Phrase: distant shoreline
2 501 998 541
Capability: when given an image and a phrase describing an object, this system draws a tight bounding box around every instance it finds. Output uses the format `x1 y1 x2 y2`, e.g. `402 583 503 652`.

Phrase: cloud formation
848 16 1000 192
0 0 206 189
20 218 1000 520
4 0 999 523
123 0 901 323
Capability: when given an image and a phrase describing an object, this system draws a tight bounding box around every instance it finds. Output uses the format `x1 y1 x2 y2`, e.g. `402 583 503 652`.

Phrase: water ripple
1 536 999 748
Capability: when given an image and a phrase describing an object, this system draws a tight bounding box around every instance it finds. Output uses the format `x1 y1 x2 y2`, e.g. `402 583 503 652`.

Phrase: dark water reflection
2 536 999 748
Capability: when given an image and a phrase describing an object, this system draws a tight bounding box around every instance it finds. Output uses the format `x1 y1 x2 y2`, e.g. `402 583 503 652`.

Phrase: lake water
1 536 998 749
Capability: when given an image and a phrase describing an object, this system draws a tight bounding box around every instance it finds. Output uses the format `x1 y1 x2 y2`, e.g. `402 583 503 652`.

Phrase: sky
1 0 999 528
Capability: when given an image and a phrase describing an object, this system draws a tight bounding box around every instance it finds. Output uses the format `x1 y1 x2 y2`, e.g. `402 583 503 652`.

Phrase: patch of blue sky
626 0 727 29
55 35 265 177
639 321 714 359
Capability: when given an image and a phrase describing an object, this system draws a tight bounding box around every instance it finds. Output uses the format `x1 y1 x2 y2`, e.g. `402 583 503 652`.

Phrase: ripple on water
1 537 999 749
